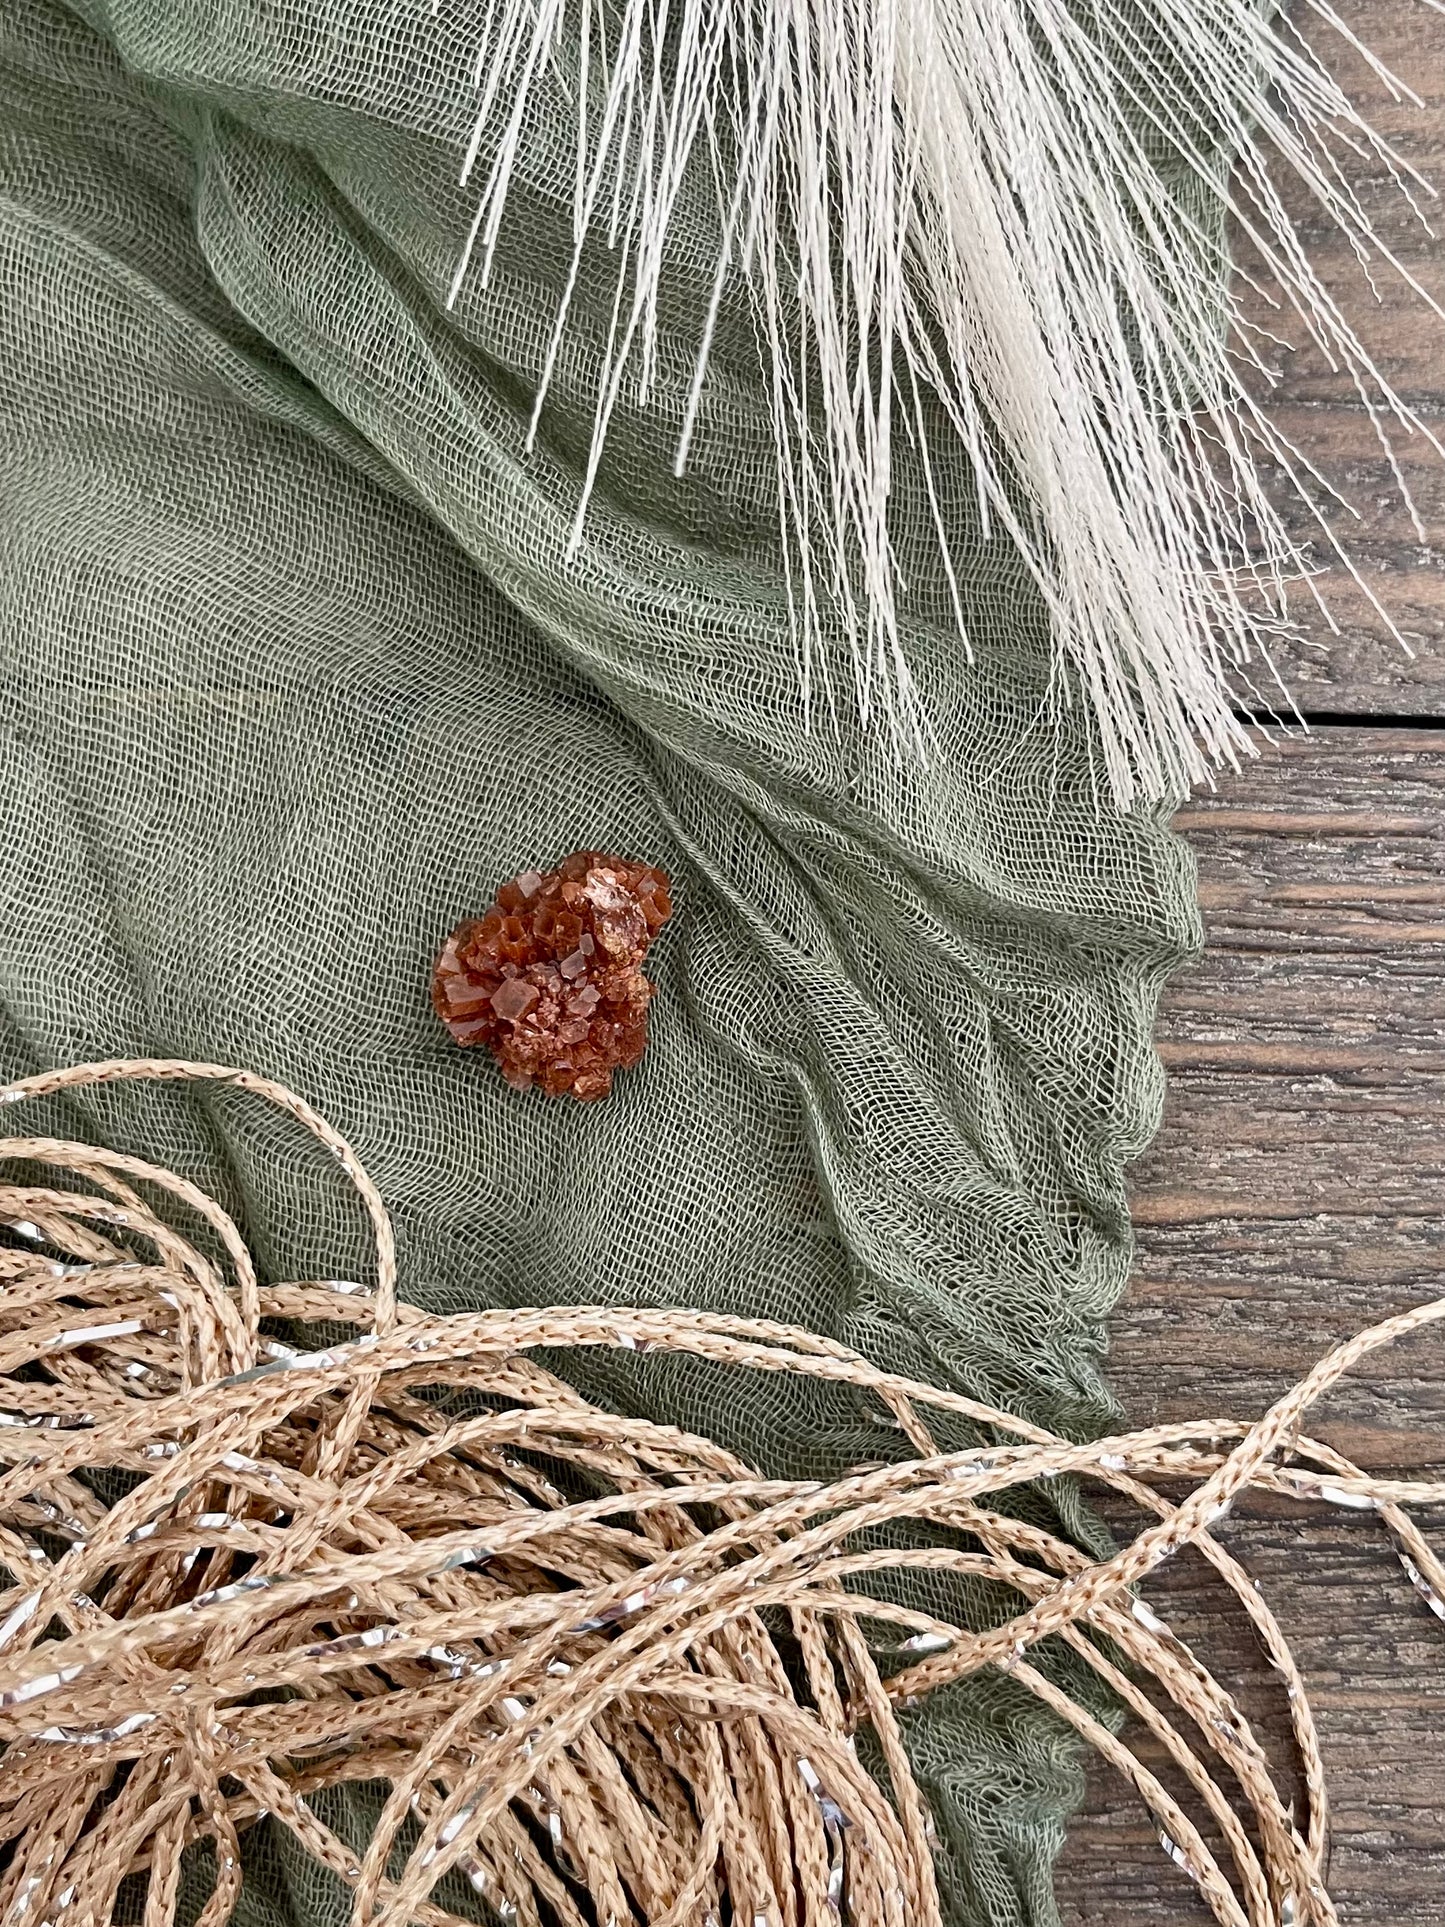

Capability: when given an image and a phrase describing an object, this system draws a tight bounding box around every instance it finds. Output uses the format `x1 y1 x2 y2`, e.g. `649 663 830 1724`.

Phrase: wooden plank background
1055 3 1445 1917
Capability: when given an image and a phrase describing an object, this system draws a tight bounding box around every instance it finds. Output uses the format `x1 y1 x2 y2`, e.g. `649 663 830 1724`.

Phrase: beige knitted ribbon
0 1059 1440 1927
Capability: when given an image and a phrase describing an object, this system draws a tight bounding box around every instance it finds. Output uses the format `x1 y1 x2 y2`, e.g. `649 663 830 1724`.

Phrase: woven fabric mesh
0 0 1213 1921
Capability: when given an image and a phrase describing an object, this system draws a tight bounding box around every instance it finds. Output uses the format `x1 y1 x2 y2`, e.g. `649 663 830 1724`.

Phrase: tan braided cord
0 1060 1441 1927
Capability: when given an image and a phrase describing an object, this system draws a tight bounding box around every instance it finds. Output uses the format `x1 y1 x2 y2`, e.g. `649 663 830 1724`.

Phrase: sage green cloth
0 1 1204 1920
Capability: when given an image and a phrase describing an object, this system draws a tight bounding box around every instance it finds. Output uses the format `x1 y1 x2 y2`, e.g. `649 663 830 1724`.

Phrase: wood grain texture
1049 1 1445 1908
1230 0 1445 714
1054 729 1445 1922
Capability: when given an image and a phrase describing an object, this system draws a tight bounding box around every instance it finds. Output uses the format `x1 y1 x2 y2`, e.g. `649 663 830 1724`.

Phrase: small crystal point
490 978 539 1022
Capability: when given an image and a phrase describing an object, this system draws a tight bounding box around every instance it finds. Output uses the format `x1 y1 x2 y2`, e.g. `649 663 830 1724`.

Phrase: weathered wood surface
1231 0 1445 715
1054 730 1445 1922
1050 0 1445 1909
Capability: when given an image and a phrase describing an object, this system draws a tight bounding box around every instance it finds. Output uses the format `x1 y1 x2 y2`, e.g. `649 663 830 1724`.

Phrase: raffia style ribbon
0 1061 1440 1927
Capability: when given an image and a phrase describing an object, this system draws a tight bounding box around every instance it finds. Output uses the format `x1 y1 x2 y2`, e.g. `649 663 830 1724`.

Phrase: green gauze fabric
0 0 1206 1920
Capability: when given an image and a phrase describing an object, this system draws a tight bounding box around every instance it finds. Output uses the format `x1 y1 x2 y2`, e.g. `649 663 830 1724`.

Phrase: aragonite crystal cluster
433 851 673 1101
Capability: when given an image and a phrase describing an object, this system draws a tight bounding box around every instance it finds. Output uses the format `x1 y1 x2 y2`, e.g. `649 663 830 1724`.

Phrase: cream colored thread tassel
448 0 1445 806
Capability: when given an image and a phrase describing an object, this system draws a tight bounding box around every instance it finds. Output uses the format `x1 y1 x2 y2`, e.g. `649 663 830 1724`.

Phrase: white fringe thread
444 0 1445 808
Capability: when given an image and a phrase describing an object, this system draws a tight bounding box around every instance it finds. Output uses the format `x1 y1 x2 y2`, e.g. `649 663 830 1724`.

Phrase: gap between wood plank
1235 709 1445 729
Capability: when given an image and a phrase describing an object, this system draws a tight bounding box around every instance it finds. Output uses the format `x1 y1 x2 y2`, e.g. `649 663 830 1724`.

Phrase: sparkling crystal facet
433 851 672 1101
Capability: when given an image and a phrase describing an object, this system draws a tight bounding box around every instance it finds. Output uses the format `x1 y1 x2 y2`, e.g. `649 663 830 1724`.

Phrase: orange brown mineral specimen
432 851 673 1101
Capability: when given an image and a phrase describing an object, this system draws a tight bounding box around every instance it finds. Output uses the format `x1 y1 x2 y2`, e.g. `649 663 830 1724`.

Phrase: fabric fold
1 1 1205 1919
